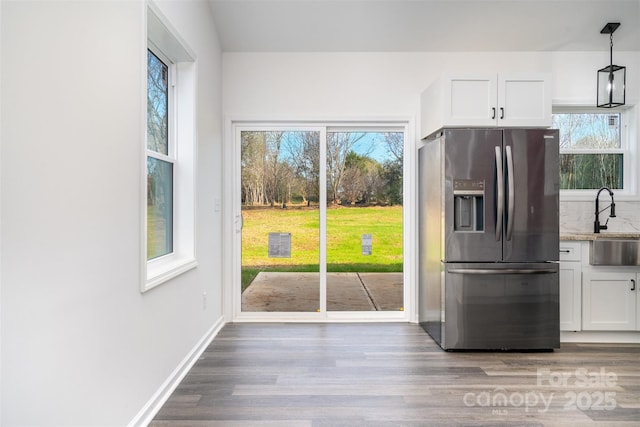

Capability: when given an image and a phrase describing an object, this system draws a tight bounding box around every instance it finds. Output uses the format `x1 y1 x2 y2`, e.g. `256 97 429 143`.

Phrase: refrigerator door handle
495 146 503 241
506 145 515 240
447 268 558 275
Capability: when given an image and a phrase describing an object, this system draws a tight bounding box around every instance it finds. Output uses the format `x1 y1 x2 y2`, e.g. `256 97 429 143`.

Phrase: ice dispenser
453 179 484 232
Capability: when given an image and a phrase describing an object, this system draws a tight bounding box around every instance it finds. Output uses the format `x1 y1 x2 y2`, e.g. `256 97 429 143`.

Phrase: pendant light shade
597 22 625 108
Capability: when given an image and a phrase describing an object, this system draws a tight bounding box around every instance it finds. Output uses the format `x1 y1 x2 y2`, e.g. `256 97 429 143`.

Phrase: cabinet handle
632 279 636 291
560 249 571 253
500 107 505 119
491 107 496 119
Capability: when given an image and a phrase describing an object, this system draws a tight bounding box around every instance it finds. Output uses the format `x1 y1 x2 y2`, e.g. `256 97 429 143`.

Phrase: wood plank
150 323 640 426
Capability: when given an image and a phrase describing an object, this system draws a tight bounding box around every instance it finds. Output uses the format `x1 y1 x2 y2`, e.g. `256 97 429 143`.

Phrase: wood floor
151 323 640 426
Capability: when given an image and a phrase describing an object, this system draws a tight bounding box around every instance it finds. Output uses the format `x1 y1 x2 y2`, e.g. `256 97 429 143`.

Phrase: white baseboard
128 316 226 427
561 330 640 344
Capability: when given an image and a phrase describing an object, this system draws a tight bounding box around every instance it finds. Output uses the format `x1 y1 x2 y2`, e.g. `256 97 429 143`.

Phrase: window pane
240 131 321 312
147 50 169 155
326 131 403 206
325 131 404 311
147 157 173 259
560 153 623 190
552 113 620 150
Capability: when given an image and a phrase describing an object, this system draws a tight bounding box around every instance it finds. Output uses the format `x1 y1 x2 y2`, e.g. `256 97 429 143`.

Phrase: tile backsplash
560 201 640 234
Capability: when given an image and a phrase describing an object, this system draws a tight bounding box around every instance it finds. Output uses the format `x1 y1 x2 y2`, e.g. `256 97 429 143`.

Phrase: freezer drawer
441 262 560 350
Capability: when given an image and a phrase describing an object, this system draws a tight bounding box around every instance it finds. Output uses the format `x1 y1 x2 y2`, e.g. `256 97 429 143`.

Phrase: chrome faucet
594 187 616 233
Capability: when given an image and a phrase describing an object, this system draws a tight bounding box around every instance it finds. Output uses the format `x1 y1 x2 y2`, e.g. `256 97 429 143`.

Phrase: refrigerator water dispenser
453 179 484 232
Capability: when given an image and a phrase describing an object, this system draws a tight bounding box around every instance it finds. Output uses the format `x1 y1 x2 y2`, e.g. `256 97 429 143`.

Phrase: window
147 49 174 259
552 107 634 197
143 4 197 291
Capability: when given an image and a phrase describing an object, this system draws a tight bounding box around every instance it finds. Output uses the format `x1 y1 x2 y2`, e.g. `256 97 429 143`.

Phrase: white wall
223 50 638 127
223 52 558 119
0 1 223 425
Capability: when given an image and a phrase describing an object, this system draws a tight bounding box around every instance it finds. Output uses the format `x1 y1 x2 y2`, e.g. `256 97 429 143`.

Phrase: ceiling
208 0 640 52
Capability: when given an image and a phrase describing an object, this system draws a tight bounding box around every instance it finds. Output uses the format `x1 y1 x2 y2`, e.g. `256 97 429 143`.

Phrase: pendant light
597 22 625 108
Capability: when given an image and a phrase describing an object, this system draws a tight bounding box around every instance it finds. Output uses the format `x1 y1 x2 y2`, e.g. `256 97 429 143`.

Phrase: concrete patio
241 272 403 312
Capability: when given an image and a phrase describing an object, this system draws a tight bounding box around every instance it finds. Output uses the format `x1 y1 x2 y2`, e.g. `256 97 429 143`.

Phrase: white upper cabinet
444 74 497 128
498 74 551 127
420 73 552 139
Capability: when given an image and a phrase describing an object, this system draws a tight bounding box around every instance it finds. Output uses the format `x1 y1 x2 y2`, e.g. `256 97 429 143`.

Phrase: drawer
559 242 582 261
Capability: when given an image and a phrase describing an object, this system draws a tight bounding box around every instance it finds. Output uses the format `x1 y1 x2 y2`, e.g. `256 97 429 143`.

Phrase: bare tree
264 131 284 206
326 132 367 204
147 51 168 154
285 132 320 206
241 129 405 207
341 166 366 205
241 131 267 205
383 132 404 164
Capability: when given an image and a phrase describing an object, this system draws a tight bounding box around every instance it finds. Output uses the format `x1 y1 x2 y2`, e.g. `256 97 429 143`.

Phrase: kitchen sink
590 238 640 265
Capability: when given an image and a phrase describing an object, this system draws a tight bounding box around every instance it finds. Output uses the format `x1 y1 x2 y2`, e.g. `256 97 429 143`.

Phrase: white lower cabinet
582 270 638 331
559 262 582 331
559 242 582 331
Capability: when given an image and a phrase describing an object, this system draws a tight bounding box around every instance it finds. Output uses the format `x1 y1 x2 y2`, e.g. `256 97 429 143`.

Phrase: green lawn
147 204 169 260
241 205 403 290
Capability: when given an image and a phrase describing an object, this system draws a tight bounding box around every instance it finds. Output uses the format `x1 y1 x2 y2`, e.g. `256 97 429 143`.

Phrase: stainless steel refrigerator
418 128 560 350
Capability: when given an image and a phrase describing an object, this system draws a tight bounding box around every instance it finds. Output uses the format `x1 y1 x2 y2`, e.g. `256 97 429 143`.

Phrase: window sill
144 256 198 292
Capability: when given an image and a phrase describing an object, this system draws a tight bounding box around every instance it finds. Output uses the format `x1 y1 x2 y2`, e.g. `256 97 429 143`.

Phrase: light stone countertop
560 232 640 241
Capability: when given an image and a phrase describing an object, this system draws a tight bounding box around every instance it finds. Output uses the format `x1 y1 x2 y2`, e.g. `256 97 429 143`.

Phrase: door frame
224 118 416 323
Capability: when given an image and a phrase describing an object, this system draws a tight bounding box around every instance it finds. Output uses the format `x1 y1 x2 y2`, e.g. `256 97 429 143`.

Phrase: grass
147 204 169 260
241 205 403 291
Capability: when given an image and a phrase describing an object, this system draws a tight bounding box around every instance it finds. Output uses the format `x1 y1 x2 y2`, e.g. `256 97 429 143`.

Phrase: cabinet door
583 270 636 330
637 276 640 331
444 75 497 127
498 74 551 128
559 261 581 331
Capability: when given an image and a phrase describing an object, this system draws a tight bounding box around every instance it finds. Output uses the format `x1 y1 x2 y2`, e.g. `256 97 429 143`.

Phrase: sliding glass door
237 124 404 316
